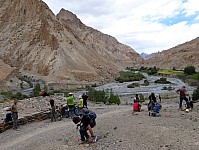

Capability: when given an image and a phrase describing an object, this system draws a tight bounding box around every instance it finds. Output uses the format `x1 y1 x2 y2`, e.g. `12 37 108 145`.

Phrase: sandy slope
0 100 199 150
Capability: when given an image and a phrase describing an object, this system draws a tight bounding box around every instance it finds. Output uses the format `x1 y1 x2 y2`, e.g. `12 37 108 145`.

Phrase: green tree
192 85 199 102
184 66 196 75
33 83 41 97
44 84 48 92
108 90 120 105
87 88 108 104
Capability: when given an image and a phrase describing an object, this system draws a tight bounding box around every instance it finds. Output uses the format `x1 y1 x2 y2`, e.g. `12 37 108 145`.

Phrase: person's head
13 99 18 104
135 94 138 97
68 92 73 96
78 95 82 99
151 93 155 97
182 86 186 89
72 116 80 124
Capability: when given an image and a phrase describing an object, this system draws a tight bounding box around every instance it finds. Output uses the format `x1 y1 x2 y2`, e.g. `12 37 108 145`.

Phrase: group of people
132 85 194 117
4 85 194 145
132 93 162 116
49 92 89 122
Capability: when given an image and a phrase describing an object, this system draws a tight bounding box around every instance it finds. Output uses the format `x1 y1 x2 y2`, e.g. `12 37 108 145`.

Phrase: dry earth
0 99 199 150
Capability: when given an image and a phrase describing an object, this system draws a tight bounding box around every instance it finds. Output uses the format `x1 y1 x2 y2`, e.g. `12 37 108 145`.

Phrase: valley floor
0 99 199 150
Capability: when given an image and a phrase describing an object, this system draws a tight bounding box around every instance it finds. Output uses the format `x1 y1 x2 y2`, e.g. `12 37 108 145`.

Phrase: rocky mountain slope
0 0 143 90
143 37 199 70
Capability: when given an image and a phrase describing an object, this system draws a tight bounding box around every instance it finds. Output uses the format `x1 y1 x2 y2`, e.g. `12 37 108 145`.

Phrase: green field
158 69 183 75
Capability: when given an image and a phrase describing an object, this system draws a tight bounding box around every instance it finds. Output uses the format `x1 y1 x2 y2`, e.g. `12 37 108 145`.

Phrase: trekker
148 93 156 111
82 93 88 108
176 86 189 110
67 92 75 118
78 95 84 110
49 96 56 122
149 100 162 117
73 108 97 144
133 94 141 112
10 99 19 130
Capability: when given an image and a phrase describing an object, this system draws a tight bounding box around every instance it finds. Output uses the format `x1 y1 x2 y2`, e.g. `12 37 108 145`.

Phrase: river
95 73 196 96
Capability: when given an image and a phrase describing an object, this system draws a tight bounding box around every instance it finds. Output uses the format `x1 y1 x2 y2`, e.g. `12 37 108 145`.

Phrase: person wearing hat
67 92 75 118
78 95 83 110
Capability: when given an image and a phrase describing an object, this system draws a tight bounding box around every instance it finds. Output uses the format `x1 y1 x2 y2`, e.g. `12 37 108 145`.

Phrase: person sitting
149 100 162 117
133 94 141 112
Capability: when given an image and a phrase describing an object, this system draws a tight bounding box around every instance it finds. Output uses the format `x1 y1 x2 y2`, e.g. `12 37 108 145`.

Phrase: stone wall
0 110 51 133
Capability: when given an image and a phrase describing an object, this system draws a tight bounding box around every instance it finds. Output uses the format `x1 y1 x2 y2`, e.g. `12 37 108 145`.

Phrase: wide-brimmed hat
68 92 73 95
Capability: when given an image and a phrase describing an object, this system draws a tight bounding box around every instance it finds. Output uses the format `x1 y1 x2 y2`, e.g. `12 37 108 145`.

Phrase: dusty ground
0 98 199 150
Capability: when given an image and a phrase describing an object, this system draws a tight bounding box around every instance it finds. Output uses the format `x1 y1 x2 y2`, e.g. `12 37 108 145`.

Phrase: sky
43 0 199 54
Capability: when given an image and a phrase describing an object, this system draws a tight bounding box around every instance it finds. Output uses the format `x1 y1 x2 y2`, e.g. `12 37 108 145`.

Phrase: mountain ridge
0 0 143 91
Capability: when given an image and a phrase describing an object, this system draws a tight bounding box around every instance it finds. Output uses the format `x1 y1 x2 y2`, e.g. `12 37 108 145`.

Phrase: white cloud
43 0 199 54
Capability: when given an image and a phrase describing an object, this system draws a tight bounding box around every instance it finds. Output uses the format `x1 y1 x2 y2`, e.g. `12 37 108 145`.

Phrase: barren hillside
0 0 143 90
143 37 199 70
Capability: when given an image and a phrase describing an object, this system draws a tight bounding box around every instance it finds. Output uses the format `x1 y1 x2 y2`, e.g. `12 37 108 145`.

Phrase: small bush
192 85 199 102
143 80 149 86
127 83 140 88
155 78 171 84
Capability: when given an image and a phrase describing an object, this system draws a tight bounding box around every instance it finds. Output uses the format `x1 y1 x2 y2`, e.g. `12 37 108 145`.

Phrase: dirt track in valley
0 100 199 150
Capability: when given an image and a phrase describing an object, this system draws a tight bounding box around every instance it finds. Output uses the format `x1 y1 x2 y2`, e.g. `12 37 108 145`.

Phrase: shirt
11 104 18 113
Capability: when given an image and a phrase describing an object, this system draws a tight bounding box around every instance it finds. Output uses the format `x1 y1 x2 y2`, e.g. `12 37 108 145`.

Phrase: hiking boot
79 140 85 145
13 128 20 131
92 136 98 143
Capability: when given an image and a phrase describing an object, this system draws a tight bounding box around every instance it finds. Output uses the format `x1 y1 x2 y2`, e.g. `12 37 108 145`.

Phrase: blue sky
43 0 199 54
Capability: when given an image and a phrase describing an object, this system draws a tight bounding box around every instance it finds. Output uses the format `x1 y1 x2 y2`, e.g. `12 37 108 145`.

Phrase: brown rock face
142 37 199 70
0 0 143 87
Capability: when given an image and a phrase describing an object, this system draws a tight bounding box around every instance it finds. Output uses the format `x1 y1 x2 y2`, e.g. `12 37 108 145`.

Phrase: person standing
82 93 88 108
10 99 19 130
50 96 56 122
78 95 84 110
148 93 156 111
176 86 189 110
67 92 75 118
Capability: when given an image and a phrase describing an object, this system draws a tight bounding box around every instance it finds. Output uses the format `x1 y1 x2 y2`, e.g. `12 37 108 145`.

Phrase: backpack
84 112 97 128
153 102 161 113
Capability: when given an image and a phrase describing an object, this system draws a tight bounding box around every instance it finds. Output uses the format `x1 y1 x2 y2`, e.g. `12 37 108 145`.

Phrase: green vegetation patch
116 71 144 83
158 69 183 75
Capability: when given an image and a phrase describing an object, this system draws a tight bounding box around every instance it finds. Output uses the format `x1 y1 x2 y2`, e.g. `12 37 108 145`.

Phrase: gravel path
0 100 199 150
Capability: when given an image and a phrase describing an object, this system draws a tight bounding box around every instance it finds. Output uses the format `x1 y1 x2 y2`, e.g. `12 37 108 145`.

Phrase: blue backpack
153 102 161 113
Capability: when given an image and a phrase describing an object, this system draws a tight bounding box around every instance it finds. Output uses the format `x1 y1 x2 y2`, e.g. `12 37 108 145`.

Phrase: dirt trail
0 105 131 150
1 101 199 150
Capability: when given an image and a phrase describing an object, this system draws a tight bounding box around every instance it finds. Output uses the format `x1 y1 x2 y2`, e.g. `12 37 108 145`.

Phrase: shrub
115 71 144 82
108 90 120 105
184 66 196 75
192 85 199 102
127 83 140 88
33 83 41 97
0 91 28 100
139 94 145 103
87 88 108 104
143 80 149 86
155 78 171 84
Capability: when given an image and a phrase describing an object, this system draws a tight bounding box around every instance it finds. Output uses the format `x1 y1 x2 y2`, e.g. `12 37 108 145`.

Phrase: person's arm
87 125 94 140
176 89 180 94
